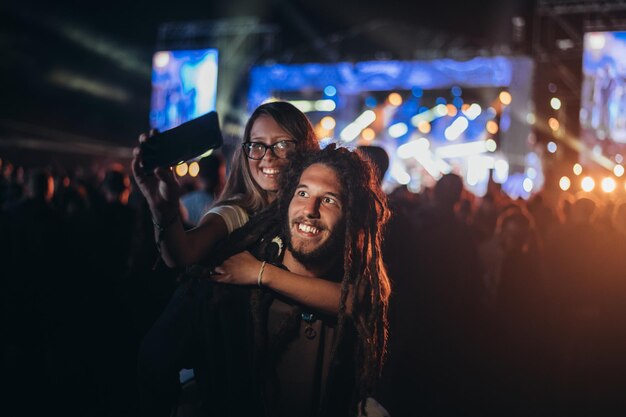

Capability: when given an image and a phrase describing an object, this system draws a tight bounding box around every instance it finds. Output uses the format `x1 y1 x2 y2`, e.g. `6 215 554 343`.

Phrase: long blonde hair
216 101 319 214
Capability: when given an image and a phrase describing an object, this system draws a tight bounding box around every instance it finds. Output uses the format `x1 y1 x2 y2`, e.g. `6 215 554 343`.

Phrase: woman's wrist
152 210 179 251
150 202 179 224
257 261 267 288
152 211 179 232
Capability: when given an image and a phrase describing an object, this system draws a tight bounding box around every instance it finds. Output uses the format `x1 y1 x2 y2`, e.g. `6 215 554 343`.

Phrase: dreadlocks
276 144 391 413
201 144 391 415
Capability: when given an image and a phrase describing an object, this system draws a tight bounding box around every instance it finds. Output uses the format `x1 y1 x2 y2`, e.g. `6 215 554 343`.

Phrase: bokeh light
601 177 616 193
175 162 189 177
581 176 595 192
188 161 199 177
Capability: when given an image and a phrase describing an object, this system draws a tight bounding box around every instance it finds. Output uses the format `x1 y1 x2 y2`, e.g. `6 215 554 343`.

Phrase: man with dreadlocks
208 144 391 416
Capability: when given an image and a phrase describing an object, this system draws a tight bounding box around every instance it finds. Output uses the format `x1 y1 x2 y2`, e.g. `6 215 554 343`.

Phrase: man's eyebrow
295 183 343 201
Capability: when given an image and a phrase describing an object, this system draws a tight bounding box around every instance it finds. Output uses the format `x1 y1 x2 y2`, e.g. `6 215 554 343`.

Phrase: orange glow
388 92 403 106
361 128 376 142
417 121 431 134
315 125 329 139
320 116 336 130
446 104 457 117
486 120 499 134
499 91 512 105
175 163 189 177
188 162 200 177
548 117 560 131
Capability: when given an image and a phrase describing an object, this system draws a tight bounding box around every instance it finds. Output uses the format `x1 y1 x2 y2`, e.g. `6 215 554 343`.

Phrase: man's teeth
262 168 279 175
298 223 319 234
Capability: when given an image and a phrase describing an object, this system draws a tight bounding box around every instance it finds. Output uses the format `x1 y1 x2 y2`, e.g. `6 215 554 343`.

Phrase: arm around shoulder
260 264 342 316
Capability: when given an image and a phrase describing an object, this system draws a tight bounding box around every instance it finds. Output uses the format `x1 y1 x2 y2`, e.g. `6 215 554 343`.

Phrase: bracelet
153 212 179 251
152 212 179 232
257 261 267 288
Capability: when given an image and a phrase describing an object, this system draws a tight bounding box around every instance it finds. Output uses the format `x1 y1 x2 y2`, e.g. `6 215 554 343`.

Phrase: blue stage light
365 96 377 107
324 85 337 97
451 86 462 97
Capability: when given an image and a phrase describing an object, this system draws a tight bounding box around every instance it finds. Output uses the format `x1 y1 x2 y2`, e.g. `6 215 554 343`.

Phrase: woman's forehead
250 115 291 139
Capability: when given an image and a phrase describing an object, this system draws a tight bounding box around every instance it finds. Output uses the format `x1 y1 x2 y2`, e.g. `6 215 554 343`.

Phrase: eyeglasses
242 140 297 160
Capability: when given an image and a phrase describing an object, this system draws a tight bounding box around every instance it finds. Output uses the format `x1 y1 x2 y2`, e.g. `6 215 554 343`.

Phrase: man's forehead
297 163 343 195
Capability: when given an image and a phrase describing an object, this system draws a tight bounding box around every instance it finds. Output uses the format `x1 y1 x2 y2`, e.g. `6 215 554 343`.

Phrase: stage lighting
321 116 336 130
188 162 199 177
499 91 512 105
486 120 499 134
548 117 560 131
573 163 583 176
581 176 595 192
547 141 557 153
176 162 189 177
602 177 616 193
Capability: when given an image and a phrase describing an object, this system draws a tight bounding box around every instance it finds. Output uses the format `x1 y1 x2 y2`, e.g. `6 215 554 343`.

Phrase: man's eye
323 197 336 204
297 191 307 197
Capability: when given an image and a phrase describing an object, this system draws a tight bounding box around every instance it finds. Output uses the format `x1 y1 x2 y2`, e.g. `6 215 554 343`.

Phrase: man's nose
303 198 321 218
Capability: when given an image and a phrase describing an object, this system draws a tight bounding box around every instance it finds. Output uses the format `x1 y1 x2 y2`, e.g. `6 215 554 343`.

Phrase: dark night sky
0 0 534 166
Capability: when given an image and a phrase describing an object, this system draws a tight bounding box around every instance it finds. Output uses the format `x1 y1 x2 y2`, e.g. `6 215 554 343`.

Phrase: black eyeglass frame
241 140 297 160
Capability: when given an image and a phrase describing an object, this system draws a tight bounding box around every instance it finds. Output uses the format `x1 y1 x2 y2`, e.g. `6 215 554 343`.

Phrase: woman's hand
212 251 263 286
131 130 181 220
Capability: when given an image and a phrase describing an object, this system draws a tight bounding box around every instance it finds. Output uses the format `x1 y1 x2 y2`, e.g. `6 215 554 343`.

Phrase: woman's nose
263 147 277 161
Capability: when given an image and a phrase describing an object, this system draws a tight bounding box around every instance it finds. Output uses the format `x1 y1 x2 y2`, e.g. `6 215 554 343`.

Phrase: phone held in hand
140 111 223 171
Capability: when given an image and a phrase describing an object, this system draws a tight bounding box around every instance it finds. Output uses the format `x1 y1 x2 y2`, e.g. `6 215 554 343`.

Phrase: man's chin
289 245 318 262
289 246 323 265
288 240 341 267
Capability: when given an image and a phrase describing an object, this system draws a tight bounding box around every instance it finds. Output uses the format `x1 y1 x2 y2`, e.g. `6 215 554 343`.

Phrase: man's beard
283 218 344 267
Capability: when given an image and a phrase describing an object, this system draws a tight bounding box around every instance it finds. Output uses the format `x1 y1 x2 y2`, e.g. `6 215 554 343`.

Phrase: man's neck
282 250 330 278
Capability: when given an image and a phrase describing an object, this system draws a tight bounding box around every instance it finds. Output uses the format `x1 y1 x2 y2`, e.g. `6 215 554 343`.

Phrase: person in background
2 169 66 416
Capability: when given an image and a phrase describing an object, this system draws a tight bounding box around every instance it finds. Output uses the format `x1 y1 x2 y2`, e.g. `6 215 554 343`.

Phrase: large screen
150 48 218 132
581 32 626 162
248 57 535 198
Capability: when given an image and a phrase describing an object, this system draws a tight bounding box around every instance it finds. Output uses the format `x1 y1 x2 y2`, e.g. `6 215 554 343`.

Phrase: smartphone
140 111 223 171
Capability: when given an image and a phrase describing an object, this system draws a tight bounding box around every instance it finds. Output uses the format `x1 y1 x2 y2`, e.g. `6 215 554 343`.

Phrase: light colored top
206 204 249 234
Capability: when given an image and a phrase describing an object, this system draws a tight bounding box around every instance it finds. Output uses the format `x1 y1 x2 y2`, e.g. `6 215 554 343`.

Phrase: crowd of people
3 101 626 417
